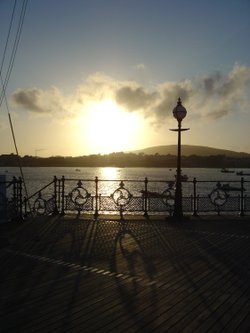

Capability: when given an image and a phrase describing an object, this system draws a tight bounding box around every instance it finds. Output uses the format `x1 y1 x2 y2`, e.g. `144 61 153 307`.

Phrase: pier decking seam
0 215 250 332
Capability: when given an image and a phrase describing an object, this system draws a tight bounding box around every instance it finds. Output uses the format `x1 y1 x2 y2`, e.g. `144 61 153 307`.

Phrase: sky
0 0 250 157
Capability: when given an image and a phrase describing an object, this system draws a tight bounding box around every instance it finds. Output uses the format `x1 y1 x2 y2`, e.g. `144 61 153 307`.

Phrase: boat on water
221 168 235 173
181 175 189 181
140 190 164 198
175 174 189 181
236 171 250 176
221 183 245 192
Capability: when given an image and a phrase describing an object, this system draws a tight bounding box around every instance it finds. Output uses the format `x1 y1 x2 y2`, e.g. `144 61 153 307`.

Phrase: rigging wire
3 82 31 213
1 73 31 208
0 0 32 215
0 0 28 108
0 0 17 80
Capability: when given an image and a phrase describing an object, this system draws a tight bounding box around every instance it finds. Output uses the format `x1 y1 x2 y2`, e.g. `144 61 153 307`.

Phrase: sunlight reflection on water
100 167 119 180
1 167 250 197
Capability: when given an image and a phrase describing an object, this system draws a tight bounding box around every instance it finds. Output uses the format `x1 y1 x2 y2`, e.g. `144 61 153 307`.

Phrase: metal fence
0 177 23 221
1 176 250 221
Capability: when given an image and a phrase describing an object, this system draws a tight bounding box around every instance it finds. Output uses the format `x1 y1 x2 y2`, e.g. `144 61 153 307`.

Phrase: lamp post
170 98 189 219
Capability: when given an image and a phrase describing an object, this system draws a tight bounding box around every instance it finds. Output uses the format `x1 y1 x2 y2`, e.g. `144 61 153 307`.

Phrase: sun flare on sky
78 99 143 155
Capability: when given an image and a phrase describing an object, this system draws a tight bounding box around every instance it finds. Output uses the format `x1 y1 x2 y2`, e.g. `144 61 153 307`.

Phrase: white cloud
135 63 146 71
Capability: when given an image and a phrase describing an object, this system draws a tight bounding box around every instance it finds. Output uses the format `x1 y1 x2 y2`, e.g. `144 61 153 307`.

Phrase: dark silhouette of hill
132 145 250 158
1 146 250 168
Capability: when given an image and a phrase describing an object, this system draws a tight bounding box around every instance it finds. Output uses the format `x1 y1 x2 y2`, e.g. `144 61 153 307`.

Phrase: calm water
1 166 250 197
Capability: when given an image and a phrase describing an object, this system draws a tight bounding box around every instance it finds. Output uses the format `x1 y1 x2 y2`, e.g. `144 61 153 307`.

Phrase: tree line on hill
1 152 250 168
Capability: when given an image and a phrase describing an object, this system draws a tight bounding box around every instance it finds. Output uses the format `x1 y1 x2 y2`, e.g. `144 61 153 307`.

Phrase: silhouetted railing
23 176 250 219
1 176 250 221
0 176 23 221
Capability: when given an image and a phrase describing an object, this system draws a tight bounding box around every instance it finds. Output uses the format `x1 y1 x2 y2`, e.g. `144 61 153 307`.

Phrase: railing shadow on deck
2 213 250 331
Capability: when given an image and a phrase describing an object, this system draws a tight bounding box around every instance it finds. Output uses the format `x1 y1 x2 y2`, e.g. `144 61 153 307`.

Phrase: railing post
23 197 27 217
12 177 18 219
12 176 17 201
193 177 198 216
58 177 61 213
53 176 59 215
94 176 99 219
143 177 148 217
119 180 124 220
18 177 23 221
240 177 245 216
60 176 65 215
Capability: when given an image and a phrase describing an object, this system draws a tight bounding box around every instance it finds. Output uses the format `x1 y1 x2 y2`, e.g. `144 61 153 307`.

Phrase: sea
1 167 250 198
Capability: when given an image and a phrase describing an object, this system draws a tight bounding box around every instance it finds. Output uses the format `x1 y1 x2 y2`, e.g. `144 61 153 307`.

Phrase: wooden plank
0 215 250 332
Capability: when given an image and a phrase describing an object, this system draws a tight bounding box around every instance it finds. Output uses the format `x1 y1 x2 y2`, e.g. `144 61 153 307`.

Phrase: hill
132 145 250 158
1 149 250 167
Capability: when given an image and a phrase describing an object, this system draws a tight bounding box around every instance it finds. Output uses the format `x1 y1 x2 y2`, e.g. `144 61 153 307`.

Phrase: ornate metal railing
23 177 58 217
23 176 250 219
1 176 250 221
0 176 23 221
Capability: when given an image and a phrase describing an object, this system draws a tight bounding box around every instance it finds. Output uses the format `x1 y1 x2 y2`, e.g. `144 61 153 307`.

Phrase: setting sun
78 99 143 154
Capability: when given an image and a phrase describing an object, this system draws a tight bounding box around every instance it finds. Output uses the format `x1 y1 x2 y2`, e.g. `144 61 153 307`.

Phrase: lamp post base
173 211 183 219
168 214 190 222
173 179 183 220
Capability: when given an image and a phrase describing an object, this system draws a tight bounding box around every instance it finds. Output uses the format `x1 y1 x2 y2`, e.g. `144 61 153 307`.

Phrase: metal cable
0 0 28 107
0 0 17 80
0 0 32 216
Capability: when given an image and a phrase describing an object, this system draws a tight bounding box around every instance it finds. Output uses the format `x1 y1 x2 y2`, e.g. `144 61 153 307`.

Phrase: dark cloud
11 88 45 113
115 86 156 111
115 81 193 123
200 65 250 98
154 82 192 120
115 65 250 123
207 109 229 119
201 72 222 95
11 86 70 117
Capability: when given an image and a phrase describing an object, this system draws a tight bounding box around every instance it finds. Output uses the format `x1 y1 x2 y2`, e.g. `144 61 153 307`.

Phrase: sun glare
78 99 142 154
101 167 118 179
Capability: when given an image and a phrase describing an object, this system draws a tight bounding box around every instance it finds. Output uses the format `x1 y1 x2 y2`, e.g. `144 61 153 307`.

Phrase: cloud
115 63 250 122
11 88 45 113
11 86 71 117
196 64 250 119
153 80 193 121
10 64 250 125
74 72 119 105
114 79 193 123
115 85 156 112
206 109 229 119
135 63 146 71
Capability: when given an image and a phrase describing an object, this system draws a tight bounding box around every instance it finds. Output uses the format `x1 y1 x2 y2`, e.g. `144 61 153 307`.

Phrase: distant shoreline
1 152 250 168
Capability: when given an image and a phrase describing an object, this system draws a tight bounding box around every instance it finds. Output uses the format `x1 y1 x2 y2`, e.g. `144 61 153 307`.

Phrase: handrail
24 179 55 201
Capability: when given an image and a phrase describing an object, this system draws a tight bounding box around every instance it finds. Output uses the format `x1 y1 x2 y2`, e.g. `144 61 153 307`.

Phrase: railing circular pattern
70 186 90 206
111 185 132 208
161 187 175 207
209 187 229 207
33 196 46 215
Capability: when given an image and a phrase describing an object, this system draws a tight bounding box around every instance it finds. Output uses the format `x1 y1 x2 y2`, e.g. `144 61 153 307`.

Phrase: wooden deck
0 215 250 332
